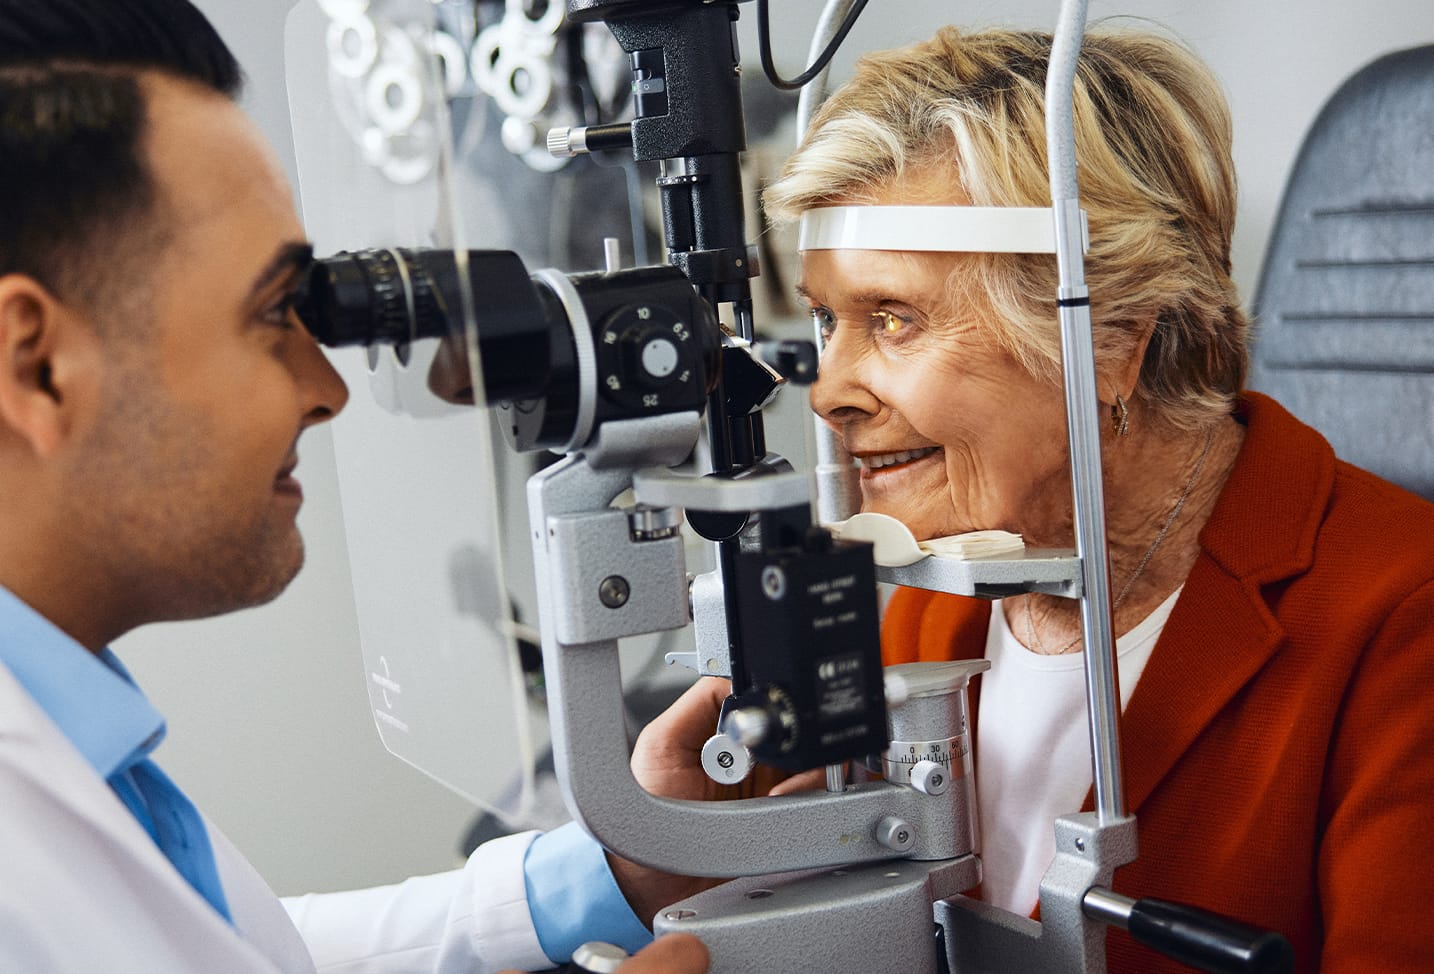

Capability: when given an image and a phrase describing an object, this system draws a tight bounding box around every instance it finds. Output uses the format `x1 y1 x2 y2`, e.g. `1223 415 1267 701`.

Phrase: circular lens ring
531 268 597 452
366 61 424 135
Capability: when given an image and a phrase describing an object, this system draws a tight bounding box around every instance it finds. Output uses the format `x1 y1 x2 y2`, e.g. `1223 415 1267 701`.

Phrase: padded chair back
1249 45 1434 501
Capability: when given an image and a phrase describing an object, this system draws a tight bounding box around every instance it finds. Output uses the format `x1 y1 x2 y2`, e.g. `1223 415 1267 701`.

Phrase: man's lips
274 457 302 498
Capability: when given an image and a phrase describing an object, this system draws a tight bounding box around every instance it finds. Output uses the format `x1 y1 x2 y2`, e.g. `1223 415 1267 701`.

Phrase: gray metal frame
531 447 984 879
527 0 1147 969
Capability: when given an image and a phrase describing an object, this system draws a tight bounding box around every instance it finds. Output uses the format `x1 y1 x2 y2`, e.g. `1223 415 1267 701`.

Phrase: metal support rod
793 0 858 135
1047 0 1126 823
799 0 864 527
1082 886 1137 929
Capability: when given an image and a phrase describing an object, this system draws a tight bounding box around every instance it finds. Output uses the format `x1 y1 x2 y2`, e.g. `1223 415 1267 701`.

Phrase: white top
0 661 550 974
975 591 1180 916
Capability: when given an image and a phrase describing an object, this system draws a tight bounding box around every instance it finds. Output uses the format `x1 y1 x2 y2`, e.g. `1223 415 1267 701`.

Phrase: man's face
70 73 348 625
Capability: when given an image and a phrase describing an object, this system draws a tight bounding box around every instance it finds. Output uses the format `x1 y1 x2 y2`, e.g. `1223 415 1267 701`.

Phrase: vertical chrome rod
799 0 864 526
1047 0 1126 822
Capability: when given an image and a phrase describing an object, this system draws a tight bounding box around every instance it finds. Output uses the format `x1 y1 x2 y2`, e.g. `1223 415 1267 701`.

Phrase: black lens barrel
299 248 554 404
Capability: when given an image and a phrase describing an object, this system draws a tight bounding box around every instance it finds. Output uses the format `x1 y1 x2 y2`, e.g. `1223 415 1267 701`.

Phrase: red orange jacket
882 393 1434 973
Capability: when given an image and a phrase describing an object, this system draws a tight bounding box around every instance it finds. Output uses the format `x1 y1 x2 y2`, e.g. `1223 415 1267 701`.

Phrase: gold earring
1112 395 1130 437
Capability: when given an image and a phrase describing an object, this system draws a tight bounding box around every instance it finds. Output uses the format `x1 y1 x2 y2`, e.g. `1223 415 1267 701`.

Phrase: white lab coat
0 664 553 973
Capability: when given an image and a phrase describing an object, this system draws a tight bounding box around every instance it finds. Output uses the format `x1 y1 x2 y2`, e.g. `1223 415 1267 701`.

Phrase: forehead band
797 205 1088 255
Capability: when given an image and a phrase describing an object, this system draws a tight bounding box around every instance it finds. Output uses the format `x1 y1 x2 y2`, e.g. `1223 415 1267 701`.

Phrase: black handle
1127 897 1295 974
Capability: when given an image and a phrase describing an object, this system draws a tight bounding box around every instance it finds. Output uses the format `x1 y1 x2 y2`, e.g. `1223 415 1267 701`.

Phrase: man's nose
295 328 350 427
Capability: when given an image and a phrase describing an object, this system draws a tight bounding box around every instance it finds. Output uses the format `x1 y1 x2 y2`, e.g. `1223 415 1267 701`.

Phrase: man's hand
612 933 709 973
607 678 829 923
496 933 709 974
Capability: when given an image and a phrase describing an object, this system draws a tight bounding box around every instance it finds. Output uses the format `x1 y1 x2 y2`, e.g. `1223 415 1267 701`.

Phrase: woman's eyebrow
794 282 900 306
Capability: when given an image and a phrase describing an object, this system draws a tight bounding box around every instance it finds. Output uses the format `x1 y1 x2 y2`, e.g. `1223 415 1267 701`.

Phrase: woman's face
801 175 1073 543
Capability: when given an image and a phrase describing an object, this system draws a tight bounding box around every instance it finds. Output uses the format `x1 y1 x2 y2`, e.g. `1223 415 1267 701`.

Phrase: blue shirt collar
0 585 165 777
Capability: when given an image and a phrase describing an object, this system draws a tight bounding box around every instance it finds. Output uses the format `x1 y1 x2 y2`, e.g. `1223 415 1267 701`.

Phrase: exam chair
1248 44 1434 501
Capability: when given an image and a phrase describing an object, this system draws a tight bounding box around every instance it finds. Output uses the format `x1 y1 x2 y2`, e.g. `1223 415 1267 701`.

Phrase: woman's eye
872 309 906 334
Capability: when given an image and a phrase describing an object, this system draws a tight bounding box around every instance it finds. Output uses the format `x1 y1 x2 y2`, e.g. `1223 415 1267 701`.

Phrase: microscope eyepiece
297 247 720 454
297 247 556 406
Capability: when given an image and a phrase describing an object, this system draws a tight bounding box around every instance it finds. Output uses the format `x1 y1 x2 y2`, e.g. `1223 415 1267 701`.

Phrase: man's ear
0 275 103 458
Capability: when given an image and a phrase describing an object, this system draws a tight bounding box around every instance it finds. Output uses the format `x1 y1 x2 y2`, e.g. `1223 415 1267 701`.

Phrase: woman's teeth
861 447 939 470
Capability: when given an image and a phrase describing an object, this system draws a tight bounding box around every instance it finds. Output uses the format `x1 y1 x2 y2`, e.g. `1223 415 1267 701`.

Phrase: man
0 1 704 970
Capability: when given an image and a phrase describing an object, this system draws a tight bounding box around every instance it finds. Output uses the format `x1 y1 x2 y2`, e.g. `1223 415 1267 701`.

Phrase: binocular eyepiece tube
297 247 721 454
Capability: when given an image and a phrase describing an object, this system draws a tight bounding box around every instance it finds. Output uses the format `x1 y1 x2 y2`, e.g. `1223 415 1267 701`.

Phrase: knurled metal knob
571 941 630 973
701 733 754 784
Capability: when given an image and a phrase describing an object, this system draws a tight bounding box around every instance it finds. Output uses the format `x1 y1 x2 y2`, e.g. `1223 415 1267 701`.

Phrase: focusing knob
700 732 754 784
595 303 699 409
628 327 682 389
569 941 630 973
909 759 950 796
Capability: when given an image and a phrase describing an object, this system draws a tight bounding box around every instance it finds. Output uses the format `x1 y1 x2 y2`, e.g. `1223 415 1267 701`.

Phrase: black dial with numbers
596 302 704 411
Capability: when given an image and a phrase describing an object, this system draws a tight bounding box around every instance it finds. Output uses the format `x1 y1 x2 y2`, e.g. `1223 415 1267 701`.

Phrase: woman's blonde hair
763 26 1248 430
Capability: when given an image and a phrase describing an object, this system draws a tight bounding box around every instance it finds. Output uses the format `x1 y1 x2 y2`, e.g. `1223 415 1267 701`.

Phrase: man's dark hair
0 0 244 317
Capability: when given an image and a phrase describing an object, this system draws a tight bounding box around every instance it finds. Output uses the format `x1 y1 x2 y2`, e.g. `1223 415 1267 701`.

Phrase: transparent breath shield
284 0 534 820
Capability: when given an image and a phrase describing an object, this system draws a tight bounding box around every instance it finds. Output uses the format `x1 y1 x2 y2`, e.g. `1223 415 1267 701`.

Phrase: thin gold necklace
1023 429 1214 655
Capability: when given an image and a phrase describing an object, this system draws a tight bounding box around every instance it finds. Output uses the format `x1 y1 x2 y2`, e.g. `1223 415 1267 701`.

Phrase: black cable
756 0 871 92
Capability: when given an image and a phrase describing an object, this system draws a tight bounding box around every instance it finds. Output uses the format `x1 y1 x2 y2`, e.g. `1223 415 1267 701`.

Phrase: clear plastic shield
284 0 533 818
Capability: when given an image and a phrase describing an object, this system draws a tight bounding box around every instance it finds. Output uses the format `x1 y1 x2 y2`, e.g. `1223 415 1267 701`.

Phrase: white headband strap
797 205 1088 254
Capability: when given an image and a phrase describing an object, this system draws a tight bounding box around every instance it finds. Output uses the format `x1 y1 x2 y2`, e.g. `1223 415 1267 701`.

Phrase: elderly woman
731 24 1433 974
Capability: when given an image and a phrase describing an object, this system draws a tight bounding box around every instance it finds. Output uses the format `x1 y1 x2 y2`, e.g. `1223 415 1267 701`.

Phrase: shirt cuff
523 821 654 963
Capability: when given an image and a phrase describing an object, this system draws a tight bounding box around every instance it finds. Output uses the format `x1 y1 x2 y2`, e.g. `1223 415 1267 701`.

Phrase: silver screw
664 909 698 921
1075 837 1086 852
760 565 786 600
598 576 630 608
876 815 916 853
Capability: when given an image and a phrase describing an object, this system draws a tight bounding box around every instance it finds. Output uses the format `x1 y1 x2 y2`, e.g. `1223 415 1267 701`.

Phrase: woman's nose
810 326 880 424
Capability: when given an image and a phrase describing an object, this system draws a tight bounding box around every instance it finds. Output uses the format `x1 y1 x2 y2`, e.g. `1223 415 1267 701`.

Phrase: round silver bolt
909 759 949 796
1075 837 1086 852
628 504 681 540
701 733 753 784
719 707 770 747
598 576 630 608
664 909 698 921
876 816 916 853
760 565 786 600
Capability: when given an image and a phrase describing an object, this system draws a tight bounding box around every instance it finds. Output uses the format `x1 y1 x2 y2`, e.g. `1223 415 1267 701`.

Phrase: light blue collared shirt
524 821 653 962
0 585 230 922
0 583 649 955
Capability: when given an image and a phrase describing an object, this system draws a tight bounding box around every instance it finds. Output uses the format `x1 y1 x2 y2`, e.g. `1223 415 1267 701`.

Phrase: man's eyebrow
247 242 315 301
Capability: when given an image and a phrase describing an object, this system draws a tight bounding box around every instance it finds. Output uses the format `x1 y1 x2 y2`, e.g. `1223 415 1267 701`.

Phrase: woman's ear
1098 319 1158 406
0 275 103 458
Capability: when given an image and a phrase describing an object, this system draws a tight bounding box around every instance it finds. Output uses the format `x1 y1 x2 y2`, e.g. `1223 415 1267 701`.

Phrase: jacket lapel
1103 393 1334 814
1113 557 1283 812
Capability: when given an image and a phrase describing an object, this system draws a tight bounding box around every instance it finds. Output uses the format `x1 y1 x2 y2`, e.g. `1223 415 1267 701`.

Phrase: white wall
117 0 1434 897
